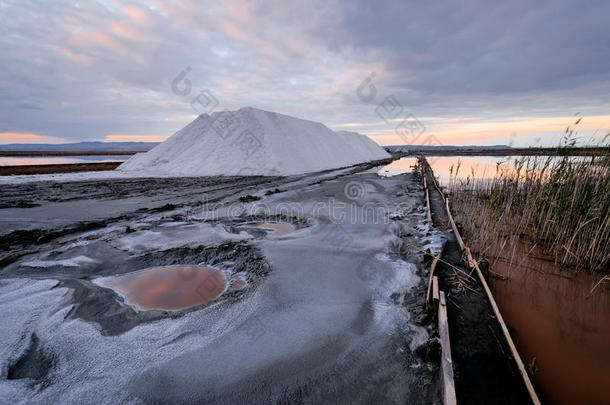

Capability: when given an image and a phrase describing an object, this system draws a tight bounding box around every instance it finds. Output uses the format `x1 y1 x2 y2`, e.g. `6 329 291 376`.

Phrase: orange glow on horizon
0 132 68 144
0 132 42 139
105 134 164 142
366 114 610 146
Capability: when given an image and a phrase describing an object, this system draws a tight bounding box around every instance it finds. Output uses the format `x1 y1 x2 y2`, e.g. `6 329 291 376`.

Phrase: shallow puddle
488 241 610 405
242 222 294 237
378 157 417 177
100 265 227 311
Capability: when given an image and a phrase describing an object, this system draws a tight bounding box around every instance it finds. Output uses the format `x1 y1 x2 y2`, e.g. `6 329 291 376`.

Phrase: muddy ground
0 161 449 404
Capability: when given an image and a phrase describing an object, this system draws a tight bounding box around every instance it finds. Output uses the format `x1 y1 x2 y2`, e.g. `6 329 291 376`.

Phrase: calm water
428 155 522 185
0 155 131 166
100 265 227 311
377 157 417 176
428 155 589 186
488 240 610 405
428 155 610 405
242 222 295 237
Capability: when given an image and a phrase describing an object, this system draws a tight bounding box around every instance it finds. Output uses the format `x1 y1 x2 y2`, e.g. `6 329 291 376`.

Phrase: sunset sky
1 0 609 147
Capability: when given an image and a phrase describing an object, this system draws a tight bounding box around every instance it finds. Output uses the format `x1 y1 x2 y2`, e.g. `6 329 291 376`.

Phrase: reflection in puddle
242 222 294 237
378 157 417 177
488 240 610 405
100 265 227 311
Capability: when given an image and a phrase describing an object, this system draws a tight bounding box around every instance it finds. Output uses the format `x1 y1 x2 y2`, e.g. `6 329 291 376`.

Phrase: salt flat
0 161 444 403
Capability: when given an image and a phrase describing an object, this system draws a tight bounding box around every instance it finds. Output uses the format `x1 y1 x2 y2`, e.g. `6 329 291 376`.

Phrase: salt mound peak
118 107 390 176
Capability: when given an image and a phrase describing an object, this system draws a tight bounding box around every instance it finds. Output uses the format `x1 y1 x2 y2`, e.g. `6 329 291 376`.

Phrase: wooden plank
465 247 477 269
421 157 445 203
470 258 541 405
438 291 457 405
445 198 466 251
426 254 441 304
420 159 433 222
440 185 541 405
425 181 432 222
432 276 440 301
424 157 541 404
432 174 445 203
429 164 445 201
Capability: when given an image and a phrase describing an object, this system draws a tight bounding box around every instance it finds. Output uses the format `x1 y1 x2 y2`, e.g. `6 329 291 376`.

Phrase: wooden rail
439 291 457 405
420 156 445 202
420 157 541 405
420 159 456 404
423 174 432 222
462 246 540 405
426 254 441 304
445 198 466 251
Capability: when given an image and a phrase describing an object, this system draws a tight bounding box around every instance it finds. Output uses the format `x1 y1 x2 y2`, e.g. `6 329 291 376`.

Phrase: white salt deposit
118 107 389 176
21 255 99 268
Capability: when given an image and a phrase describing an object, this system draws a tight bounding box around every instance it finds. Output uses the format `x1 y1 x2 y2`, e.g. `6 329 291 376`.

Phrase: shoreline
0 162 123 176
392 146 609 157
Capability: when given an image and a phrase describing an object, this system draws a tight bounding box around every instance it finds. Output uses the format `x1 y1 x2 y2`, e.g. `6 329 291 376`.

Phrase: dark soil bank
0 162 123 176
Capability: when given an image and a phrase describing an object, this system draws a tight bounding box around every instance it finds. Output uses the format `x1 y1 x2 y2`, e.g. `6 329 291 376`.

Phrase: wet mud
61 242 269 336
0 159 447 403
7 333 56 386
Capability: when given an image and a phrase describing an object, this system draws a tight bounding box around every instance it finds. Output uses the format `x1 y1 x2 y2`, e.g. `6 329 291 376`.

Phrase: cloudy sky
1 0 609 146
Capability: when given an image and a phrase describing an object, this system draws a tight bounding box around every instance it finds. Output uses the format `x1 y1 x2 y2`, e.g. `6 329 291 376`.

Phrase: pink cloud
49 44 93 66
0 132 41 139
110 21 146 42
105 134 164 142
123 5 153 26
0 132 66 144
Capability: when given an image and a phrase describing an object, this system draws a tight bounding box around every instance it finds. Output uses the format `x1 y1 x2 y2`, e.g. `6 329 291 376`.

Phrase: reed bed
445 135 610 272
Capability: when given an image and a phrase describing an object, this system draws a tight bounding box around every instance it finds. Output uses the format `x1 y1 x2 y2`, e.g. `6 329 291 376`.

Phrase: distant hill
384 144 608 156
385 144 511 152
0 141 160 152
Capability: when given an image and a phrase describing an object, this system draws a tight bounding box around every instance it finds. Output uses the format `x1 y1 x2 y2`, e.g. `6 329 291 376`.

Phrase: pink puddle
103 265 227 311
243 222 294 237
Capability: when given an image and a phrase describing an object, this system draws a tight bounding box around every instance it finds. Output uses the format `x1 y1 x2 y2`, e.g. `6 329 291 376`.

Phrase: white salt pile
118 107 389 176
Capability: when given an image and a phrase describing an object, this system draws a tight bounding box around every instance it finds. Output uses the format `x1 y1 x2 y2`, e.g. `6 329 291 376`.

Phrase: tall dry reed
445 132 610 272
